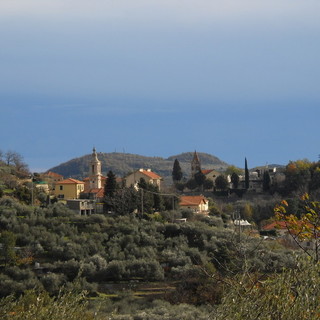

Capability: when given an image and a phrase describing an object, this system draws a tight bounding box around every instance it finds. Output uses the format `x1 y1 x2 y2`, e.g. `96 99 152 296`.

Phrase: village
25 148 307 247
32 148 282 215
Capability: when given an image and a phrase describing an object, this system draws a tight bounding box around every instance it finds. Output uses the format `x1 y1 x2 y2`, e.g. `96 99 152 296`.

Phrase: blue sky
1 0 320 172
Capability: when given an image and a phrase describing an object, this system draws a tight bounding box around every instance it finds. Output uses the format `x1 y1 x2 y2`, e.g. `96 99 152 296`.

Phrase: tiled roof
180 195 207 206
46 171 63 178
57 178 84 185
262 221 287 230
202 169 213 175
262 220 312 231
85 188 104 197
140 170 162 180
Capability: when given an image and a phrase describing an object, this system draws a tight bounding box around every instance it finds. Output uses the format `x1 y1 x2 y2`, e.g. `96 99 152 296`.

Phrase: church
82 147 107 199
53 148 106 215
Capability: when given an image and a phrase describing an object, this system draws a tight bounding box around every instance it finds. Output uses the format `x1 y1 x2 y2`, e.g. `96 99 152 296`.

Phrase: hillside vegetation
48 152 229 182
3 151 320 318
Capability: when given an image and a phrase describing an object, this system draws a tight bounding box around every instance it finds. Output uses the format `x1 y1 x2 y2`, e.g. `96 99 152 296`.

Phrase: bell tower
191 151 201 177
89 147 102 189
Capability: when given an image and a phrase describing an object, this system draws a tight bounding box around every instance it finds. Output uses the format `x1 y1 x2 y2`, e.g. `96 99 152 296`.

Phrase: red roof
140 170 162 180
202 169 213 175
57 178 84 185
262 221 288 230
46 171 63 178
263 220 313 231
180 195 207 206
84 188 104 198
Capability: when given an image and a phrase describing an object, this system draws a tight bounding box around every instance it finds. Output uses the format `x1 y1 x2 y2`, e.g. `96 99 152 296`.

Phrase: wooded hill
48 152 229 183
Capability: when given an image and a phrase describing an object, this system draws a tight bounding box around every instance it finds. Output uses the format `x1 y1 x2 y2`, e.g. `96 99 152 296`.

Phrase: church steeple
191 151 201 177
89 147 102 189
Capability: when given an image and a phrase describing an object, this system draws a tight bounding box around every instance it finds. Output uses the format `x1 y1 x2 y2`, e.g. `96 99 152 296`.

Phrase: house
236 167 285 192
190 152 221 186
202 169 220 184
124 169 162 190
53 178 84 199
179 195 209 214
34 181 50 194
66 199 96 215
262 221 316 250
44 171 64 183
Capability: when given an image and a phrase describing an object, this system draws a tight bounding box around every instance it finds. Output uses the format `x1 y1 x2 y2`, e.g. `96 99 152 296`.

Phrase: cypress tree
263 170 271 191
172 159 183 182
245 158 249 189
104 170 117 198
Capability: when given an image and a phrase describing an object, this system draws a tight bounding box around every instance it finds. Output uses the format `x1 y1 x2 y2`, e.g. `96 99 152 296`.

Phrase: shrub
0 289 95 320
213 258 320 320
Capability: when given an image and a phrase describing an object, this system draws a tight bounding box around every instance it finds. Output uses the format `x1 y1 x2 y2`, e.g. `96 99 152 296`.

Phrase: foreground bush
0 289 95 320
213 257 320 320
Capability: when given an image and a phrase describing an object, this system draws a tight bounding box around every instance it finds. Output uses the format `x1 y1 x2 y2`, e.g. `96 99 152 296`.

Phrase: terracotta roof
84 188 104 197
46 171 63 178
140 170 162 180
262 220 313 231
57 178 84 185
262 221 287 230
202 169 213 175
180 195 207 206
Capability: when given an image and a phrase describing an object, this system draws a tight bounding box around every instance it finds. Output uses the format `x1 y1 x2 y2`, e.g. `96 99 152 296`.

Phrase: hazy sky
1 1 320 172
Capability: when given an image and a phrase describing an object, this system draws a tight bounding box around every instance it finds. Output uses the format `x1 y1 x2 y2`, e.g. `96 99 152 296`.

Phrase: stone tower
89 147 102 189
191 151 201 177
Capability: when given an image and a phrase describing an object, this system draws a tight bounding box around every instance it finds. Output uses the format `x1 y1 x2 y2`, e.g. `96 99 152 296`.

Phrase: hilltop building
202 169 220 184
53 178 84 199
44 171 64 183
82 148 107 199
179 195 209 214
88 147 102 189
124 169 162 190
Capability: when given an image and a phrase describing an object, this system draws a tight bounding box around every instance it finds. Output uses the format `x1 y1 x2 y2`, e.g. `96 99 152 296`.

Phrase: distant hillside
48 152 229 185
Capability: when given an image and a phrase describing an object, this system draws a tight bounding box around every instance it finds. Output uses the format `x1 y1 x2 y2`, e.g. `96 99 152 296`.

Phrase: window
60 186 63 191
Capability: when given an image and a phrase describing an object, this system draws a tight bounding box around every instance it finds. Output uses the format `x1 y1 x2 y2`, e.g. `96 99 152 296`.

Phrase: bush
213 257 320 320
41 273 66 294
0 289 95 320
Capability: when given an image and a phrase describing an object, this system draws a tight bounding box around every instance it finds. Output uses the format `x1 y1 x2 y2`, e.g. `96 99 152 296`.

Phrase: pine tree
245 158 249 189
172 159 183 182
